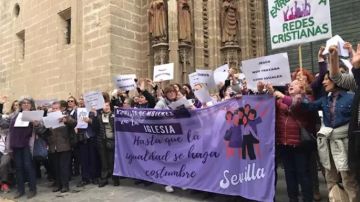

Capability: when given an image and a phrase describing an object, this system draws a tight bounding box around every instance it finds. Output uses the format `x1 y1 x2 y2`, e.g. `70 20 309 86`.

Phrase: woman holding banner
267 80 318 202
93 102 120 187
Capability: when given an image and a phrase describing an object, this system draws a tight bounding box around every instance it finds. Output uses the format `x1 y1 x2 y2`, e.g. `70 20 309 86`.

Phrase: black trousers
79 138 100 181
242 135 256 160
53 151 71 188
71 144 81 176
97 140 115 181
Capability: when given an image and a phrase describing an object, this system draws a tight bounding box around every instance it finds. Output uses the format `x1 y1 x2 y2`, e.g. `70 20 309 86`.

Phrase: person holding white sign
155 86 178 110
219 66 247 100
93 102 120 187
35 101 76 193
328 43 360 189
9 97 37 199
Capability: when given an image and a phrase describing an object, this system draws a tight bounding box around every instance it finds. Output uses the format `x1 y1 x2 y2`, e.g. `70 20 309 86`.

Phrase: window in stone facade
13 3 20 17
16 30 25 60
58 8 71 44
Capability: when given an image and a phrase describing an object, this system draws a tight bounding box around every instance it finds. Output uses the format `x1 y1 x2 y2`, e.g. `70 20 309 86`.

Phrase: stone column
153 43 169 65
179 43 192 83
221 45 241 68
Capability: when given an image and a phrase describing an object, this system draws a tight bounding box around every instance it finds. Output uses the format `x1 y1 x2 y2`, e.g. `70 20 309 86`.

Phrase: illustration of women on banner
221 0 239 45
148 0 167 43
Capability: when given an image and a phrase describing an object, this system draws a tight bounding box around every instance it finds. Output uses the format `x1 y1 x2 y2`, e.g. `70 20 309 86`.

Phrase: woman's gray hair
18 96 36 111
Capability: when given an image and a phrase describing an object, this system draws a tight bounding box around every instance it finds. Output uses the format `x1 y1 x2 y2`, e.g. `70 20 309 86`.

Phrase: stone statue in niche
221 0 239 45
148 0 167 43
178 0 192 44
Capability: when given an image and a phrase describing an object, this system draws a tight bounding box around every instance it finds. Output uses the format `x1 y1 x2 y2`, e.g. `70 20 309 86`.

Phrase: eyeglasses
67 100 74 103
22 102 30 105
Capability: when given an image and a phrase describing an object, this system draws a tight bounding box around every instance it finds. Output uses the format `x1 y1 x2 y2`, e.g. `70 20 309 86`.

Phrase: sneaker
60 187 69 193
13 192 24 199
27 191 36 199
98 180 108 188
113 178 120 187
52 187 61 192
76 180 89 187
1 183 10 193
314 192 321 201
92 178 99 185
164 185 174 193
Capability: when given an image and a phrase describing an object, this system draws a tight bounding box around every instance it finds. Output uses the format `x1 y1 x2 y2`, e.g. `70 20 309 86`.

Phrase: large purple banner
114 96 275 201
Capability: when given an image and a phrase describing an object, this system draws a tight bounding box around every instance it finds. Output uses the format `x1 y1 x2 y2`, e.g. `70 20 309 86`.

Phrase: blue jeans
279 145 313 202
13 147 37 193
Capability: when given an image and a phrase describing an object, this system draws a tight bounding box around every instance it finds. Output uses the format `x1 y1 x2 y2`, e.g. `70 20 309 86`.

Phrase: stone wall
0 0 267 104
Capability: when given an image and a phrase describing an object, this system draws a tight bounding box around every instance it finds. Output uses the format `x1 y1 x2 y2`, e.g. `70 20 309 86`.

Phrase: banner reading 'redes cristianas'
114 96 275 202
268 0 332 49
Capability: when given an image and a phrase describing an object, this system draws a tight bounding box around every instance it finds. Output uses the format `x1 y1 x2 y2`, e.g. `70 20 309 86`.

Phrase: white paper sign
196 69 216 89
241 53 292 90
76 108 89 129
42 111 65 129
114 74 136 91
22 110 44 122
213 64 229 86
14 113 30 127
84 91 105 110
194 88 212 104
153 63 174 82
323 35 349 57
168 97 192 110
188 72 200 89
268 0 332 49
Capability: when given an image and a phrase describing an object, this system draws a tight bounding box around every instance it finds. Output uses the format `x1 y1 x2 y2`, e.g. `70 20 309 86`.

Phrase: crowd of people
0 42 359 202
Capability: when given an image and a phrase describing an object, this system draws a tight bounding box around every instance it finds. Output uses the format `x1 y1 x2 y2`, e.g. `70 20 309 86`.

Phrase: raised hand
265 83 274 94
0 96 8 104
145 78 154 87
318 46 326 62
351 43 360 69
344 42 355 58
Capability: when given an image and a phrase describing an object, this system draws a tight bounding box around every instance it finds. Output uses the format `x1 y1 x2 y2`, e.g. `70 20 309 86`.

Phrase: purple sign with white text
114 96 275 202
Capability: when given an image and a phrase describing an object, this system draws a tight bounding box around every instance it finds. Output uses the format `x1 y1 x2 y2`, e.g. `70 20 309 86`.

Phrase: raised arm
329 45 357 91
311 46 327 90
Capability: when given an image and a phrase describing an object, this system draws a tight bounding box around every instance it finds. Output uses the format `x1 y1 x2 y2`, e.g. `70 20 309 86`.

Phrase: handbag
33 137 48 160
295 119 316 145
300 127 316 143
105 138 115 150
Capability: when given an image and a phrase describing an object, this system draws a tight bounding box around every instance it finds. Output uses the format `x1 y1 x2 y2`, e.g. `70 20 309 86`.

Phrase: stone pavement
0 167 329 202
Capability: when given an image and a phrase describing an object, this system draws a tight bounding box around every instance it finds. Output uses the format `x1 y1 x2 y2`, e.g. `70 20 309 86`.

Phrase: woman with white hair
9 97 37 199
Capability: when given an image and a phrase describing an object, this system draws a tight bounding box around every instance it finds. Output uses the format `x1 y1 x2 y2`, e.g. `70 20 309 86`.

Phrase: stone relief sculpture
148 0 167 43
178 0 192 44
221 0 239 45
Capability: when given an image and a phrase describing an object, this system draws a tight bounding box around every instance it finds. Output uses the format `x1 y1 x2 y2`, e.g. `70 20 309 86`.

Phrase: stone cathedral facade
0 0 266 100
